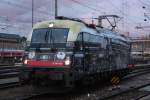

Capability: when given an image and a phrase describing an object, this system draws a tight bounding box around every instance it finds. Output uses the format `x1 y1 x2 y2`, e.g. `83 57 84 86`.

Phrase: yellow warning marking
111 76 120 85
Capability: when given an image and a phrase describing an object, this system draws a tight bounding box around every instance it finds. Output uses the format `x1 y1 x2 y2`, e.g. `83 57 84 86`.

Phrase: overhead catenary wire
107 0 140 24
70 0 104 14
70 0 140 26
0 0 54 24
0 0 148 33
74 0 110 13
0 0 53 16
66 0 139 33
64 0 94 15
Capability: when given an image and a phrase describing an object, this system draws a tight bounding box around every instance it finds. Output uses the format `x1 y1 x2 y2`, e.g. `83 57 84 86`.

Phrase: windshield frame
31 28 69 44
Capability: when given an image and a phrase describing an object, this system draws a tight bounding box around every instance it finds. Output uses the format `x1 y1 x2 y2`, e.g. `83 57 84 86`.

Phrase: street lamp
32 0 34 27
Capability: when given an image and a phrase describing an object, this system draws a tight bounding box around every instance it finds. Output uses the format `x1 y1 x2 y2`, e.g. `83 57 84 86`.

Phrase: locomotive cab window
77 32 101 43
77 32 91 42
76 33 82 41
31 28 69 43
83 33 90 42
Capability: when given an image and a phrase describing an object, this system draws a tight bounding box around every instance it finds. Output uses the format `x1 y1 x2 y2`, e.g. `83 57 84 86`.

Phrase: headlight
65 56 71 66
24 59 28 64
28 51 35 59
56 52 66 60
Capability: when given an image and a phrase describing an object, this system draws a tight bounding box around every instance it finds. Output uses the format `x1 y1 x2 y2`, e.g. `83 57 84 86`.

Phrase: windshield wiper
50 29 55 48
45 29 49 42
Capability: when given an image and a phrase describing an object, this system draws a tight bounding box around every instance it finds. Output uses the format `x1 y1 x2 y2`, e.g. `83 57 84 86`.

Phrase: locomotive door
82 32 90 72
83 32 100 73
74 32 87 73
105 37 114 71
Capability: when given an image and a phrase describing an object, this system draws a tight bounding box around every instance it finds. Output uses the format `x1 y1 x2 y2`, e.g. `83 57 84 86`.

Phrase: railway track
14 66 150 100
134 93 150 100
124 68 150 79
1 64 150 100
0 64 20 89
16 77 150 100
95 65 150 100
0 81 19 89
98 83 150 100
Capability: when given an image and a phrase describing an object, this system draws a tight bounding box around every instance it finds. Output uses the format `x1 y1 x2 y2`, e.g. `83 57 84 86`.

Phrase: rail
15 65 150 100
0 64 20 89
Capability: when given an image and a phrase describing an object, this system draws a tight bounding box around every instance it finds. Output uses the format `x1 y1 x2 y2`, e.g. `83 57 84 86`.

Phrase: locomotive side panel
110 39 130 70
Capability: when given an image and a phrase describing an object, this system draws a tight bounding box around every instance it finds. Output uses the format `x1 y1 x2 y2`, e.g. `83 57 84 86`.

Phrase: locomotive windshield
31 28 69 43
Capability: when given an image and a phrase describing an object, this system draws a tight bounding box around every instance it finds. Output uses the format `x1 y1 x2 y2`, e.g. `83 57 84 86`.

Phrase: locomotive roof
32 19 86 41
97 28 131 42
32 19 131 43
33 19 85 32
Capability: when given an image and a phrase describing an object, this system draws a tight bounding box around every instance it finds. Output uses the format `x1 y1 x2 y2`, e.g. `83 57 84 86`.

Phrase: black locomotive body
20 17 131 88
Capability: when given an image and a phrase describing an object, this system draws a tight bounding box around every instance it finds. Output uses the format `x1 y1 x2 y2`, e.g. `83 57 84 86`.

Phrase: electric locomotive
19 16 131 88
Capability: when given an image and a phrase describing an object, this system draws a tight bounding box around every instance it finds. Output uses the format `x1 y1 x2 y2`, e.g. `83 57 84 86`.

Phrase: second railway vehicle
0 33 24 65
19 17 131 88
131 38 150 64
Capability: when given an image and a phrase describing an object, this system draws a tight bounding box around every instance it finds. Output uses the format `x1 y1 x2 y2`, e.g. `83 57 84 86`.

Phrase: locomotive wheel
110 75 121 85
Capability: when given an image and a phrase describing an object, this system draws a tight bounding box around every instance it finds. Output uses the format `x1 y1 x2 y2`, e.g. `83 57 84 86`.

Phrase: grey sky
0 0 149 37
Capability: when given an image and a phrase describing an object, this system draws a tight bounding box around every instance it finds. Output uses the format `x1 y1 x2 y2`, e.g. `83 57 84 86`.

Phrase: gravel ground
29 73 150 100
1 72 150 100
107 90 149 100
0 85 34 100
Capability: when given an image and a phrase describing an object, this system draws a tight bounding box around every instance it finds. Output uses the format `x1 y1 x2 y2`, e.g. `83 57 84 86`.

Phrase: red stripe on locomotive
26 60 66 67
